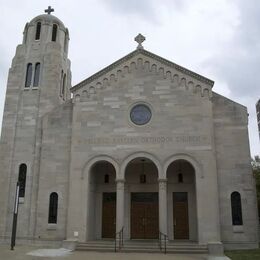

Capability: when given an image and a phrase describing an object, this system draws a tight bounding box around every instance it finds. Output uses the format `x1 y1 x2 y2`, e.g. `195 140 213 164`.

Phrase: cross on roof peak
45 6 54 15
135 33 145 49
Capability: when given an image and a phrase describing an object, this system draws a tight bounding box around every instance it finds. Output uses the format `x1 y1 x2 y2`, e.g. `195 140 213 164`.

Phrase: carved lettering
176 136 201 143
85 135 207 145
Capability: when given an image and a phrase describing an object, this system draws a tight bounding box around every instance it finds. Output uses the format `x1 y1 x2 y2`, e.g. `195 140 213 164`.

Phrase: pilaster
158 178 167 235
116 179 125 234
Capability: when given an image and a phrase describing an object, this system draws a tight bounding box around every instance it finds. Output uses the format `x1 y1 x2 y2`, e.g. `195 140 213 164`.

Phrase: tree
252 155 260 221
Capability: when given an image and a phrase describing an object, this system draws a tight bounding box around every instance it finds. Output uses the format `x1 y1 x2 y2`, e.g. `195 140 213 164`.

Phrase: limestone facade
0 11 258 250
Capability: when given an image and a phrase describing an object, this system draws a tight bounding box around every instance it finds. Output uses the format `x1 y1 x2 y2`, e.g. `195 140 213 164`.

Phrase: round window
130 104 152 125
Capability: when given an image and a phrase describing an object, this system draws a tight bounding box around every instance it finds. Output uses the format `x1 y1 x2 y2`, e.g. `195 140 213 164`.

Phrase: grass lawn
225 248 260 260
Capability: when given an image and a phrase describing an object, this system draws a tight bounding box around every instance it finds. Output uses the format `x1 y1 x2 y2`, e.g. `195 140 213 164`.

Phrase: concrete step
77 241 115 252
76 240 208 254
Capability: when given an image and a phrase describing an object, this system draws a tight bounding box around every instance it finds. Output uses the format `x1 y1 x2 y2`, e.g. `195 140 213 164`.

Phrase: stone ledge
47 224 57 230
232 225 244 233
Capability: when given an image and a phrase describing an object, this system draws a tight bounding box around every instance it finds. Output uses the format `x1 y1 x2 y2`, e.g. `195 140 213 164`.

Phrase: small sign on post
10 182 20 250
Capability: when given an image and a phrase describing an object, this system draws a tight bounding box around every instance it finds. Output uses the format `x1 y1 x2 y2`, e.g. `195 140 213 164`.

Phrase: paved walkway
0 245 208 260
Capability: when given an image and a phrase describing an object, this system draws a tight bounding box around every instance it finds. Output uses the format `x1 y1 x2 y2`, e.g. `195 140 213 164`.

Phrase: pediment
71 48 214 100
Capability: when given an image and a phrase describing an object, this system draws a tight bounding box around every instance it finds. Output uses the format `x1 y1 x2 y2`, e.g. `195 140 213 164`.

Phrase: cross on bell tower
135 33 146 49
45 6 54 15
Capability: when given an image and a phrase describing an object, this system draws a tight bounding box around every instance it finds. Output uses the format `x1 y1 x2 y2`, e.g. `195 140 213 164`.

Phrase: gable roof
71 48 214 92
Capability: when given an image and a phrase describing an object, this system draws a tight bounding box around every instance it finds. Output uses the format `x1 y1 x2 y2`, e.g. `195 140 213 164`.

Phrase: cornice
71 50 138 92
71 48 214 92
140 49 214 86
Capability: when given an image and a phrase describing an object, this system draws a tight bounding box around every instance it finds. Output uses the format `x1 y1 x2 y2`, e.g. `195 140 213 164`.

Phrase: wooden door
145 202 159 238
131 193 159 239
131 202 145 239
102 192 116 238
173 192 189 239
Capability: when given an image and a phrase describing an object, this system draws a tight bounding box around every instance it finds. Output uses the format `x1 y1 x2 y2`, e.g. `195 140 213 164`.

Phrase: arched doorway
166 159 198 241
125 157 159 239
87 160 116 239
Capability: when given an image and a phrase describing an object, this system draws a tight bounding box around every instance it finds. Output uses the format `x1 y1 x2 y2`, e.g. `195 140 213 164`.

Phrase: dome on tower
22 7 69 50
29 14 65 30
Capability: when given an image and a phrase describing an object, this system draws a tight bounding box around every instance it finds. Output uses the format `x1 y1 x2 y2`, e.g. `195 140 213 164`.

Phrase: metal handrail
114 226 124 252
159 231 168 254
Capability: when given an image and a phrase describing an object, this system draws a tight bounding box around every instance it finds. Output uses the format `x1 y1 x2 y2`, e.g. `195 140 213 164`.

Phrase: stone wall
34 101 72 241
213 92 259 249
66 53 221 244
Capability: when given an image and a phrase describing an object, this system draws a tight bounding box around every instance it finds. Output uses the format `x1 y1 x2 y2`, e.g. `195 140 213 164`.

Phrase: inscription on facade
85 135 207 145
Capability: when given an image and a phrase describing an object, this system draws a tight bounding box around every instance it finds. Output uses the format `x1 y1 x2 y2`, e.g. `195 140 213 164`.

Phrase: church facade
0 10 258 251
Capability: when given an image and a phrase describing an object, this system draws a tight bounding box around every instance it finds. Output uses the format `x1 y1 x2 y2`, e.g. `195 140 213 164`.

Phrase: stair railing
159 231 168 254
114 226 124 252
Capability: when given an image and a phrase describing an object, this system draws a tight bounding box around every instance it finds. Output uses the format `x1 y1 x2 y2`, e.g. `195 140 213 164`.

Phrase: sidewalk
0 245 208 260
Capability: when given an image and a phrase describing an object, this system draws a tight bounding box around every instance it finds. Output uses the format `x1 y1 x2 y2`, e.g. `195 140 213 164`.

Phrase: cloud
202 0 260 99
99 0 189 24
0 0 258 155
191 0 260 155
100 0 157 21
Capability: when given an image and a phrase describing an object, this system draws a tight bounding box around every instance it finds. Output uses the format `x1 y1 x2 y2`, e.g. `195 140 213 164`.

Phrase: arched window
62 74 66 98
33 63 41 87
18 164 27 198
59 70 64 97
25 63 32 87
52 24 58 42
35 22 41 40
64 32 68 52
48 192 58 224
231 192 243 225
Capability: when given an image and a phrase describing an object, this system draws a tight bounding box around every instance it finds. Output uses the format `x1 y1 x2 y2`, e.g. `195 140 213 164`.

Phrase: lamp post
10 182 20 250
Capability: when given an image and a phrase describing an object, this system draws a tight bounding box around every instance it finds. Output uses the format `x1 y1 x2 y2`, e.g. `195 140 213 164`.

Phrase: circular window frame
129 102 153 126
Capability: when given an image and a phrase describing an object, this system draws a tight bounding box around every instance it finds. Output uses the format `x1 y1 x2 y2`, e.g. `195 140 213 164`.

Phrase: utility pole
10 182 20 250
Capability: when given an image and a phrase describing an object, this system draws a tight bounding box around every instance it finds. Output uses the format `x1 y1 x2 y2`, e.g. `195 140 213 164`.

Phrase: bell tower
22 6 71 107
0 7 71 240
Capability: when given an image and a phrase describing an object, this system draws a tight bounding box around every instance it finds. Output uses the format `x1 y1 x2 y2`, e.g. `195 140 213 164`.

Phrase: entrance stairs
76 240 208 254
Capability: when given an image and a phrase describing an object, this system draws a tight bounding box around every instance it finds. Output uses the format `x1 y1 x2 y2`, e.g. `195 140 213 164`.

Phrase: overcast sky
0 0 259 156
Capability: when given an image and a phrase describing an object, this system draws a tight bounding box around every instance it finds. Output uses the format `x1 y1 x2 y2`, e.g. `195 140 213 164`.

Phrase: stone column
158 178 168 235
116 179 125 234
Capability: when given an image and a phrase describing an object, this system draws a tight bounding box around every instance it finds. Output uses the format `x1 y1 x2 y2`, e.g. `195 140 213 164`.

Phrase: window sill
233 225 244 233
47 224 57 230
18 197 24 204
